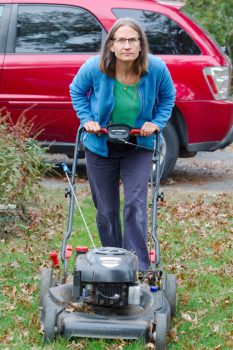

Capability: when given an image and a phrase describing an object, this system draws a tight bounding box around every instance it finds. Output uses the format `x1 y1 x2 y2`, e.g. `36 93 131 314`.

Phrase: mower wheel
43 306 57 343
40 268 52 306
155 312 167 350
164 274 177 318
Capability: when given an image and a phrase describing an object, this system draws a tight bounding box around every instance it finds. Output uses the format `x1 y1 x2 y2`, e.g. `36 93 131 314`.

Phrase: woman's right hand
83 121 101 134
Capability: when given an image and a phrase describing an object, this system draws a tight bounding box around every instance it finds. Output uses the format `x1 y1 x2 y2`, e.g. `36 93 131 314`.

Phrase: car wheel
161 122 179 179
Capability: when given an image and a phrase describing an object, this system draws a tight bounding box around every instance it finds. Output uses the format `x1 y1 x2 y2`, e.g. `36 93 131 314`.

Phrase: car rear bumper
176 99 233 151
187 125 233 152
40 142 85 159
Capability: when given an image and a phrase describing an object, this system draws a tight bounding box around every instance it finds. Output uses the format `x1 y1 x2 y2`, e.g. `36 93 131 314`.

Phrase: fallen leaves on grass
105 339 128 349
1 191 232 349
66 340 87 349
2 285 17 300
156 193 233 348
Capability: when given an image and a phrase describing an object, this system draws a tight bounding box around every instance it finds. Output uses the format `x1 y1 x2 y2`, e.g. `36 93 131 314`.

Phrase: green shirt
111 80 140 127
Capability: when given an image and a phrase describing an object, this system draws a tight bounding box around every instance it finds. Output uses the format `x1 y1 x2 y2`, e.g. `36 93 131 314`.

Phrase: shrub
185 0 233 64
0 107 51 237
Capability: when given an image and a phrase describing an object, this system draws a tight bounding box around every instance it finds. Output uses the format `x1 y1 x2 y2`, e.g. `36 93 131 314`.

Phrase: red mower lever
65 244 73 259
75 246 89 254
50 251 60 267
149 249 156 264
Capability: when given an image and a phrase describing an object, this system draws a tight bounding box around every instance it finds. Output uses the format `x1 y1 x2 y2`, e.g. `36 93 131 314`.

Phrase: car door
0 3 105 144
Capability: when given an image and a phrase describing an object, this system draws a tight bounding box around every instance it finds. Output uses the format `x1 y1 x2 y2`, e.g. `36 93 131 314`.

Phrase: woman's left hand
140 122 160 136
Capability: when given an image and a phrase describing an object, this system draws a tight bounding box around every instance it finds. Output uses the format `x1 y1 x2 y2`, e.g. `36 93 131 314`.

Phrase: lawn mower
39 125 177 350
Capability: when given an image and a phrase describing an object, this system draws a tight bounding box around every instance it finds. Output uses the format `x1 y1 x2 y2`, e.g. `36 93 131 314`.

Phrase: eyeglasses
112 37 140 46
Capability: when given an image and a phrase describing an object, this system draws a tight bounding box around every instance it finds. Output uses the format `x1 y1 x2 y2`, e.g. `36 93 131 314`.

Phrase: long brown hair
100 18 149 78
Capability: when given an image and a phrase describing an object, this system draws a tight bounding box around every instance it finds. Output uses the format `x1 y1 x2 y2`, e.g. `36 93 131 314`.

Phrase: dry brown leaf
169 327 179 342
65 301 94 314
212 324 220 334
181 312 198 326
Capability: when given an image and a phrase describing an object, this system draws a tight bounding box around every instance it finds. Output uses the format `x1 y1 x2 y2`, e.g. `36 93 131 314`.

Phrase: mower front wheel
40 268 52 306
164 274 177 318
155 312 167 350
43 306 57 343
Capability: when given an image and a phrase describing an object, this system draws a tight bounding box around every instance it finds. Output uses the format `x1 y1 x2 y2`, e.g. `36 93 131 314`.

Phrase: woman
70 18 176 272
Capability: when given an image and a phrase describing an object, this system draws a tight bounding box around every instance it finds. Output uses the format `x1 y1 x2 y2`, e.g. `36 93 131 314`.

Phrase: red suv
0 0 232 177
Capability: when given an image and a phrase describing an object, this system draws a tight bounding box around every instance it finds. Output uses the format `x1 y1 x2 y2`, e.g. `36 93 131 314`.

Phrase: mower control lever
98 127 141 136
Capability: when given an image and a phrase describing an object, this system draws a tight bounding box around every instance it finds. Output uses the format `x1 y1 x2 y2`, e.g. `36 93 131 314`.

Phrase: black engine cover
74 247 138 283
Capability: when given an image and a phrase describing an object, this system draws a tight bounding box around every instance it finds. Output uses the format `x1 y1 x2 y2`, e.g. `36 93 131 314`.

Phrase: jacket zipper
105 80 115 126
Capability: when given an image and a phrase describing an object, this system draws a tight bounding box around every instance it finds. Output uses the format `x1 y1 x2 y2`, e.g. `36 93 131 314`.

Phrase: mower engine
73 247 140 308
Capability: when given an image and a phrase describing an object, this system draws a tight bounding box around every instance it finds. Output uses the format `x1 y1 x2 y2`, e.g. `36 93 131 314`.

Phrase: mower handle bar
61 126 161 272
98 127 141 136
85 127 159 136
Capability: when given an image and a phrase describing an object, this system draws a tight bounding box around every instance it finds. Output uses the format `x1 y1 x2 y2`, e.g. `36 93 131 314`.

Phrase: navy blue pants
85 146 153 271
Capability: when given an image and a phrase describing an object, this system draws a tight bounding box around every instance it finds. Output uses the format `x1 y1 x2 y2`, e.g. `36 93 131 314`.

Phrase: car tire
161 122 179 179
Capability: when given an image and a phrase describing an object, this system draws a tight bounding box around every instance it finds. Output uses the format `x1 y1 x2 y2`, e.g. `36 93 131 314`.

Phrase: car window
112 8 201 55
0 5 9 53
16 5 104 53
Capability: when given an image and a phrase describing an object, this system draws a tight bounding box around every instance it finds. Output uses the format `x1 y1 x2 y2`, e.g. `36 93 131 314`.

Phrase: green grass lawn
0 186 232 350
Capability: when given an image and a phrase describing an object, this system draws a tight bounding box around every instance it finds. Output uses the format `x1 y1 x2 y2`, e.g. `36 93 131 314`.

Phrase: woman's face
110 25 141 63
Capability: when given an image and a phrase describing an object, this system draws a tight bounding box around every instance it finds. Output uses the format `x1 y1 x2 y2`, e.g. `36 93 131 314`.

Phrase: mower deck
40 283 171 341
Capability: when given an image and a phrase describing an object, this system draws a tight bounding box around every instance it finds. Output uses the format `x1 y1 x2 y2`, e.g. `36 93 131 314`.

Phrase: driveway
162 143 233 192
42 144 233 193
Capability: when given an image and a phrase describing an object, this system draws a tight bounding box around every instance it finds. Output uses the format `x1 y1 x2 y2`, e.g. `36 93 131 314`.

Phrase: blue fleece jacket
70 54 176 156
